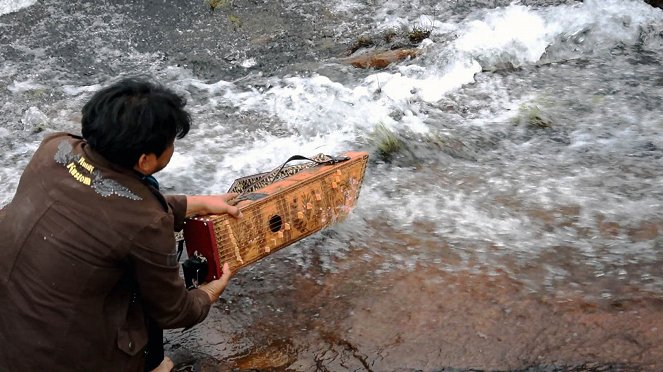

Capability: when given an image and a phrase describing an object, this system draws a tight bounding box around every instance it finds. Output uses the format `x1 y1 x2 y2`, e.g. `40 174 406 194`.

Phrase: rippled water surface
2 0 662 370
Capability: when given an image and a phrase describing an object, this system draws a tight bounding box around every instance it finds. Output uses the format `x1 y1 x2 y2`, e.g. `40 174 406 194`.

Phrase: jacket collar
80 141 145 181
79 139 168 209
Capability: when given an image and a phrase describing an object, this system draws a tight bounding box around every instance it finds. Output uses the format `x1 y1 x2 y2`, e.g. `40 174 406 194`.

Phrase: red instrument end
182 218 223 282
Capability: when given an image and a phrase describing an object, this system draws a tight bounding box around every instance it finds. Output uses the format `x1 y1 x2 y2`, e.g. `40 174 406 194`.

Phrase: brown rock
345 48 420 69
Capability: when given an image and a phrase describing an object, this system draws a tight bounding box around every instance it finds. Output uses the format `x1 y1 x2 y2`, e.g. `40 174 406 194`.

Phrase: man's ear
134 153 158 175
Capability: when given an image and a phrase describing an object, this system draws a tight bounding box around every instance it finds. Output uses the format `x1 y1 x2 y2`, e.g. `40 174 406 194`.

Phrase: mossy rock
348 24 431 57
408 28 431 44
228 14 242 28
513 104 553 129
206 0 231 11
348 36 375 55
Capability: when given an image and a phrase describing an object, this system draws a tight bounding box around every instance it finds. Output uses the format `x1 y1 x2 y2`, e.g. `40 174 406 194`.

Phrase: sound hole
268 215 282 232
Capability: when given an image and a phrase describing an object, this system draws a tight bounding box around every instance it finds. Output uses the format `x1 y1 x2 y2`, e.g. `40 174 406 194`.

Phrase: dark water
1 0 662 370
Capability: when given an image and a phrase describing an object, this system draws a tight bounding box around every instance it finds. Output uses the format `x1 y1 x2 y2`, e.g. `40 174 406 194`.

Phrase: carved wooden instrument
182 151 369 281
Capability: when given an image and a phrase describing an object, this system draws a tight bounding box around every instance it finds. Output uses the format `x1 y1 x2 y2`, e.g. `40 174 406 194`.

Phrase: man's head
81 78 191 174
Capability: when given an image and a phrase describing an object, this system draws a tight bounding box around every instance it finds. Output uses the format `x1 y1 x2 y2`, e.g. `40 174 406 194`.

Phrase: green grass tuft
372 123 403 160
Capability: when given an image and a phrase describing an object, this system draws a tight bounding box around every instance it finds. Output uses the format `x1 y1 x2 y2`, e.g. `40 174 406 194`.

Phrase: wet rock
344 26 430 69
345 48 420 69
628 221 660 242
644 0 663 9
165 234 663 371
369 123 479 167
233 340 294 370
347 35 375 55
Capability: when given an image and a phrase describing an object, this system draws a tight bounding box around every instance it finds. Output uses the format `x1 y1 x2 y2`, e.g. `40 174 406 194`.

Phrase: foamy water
0 0 36 16
1 0 662 296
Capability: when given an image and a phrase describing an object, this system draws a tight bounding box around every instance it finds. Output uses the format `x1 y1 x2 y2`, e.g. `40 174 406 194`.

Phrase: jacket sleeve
164 194 187 232
129 213 212 329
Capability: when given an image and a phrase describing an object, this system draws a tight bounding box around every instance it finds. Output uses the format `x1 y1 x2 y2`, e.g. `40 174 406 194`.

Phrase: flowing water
1 0 662 370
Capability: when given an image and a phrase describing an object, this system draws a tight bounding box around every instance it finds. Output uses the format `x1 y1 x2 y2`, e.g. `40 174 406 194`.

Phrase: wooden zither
182 151 369 281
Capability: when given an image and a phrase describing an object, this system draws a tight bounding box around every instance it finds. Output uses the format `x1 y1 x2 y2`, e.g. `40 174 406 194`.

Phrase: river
1 0 662 370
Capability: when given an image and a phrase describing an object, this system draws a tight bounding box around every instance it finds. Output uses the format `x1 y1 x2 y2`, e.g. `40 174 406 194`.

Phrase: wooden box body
182 152 368 281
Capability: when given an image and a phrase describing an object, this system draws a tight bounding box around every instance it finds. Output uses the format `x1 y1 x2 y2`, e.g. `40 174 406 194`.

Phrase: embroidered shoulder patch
54 140 142 201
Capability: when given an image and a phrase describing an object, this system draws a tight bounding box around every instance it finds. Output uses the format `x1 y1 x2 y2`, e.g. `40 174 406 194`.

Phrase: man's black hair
81 77 191 169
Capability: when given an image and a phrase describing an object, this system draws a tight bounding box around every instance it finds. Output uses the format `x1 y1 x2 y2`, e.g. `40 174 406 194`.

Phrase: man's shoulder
41 131 81 145
35 132 81 156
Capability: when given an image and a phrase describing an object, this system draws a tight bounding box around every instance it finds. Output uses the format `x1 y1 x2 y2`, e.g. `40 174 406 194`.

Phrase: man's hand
198 263 233 303
186 194 242 218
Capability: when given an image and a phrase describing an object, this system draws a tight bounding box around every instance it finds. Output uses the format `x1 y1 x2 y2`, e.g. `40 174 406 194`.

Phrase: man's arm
184 194 242 218
130 221 233 328
130 215 214 329
164 193 241 228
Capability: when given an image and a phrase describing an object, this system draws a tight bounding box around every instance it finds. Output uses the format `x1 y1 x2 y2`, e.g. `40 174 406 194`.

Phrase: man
0 78 238 371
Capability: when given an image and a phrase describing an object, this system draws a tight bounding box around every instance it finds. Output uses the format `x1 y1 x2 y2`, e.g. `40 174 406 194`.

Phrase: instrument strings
205 186 355 266
203 210 305 265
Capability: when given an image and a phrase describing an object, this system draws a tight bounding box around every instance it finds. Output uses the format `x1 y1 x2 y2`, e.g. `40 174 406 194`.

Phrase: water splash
0 0 36 16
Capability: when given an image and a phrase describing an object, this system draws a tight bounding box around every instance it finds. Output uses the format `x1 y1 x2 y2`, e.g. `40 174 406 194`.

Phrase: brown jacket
0 133 212 371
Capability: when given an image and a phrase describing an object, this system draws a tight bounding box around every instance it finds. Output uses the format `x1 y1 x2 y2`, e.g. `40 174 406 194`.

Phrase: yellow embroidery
66 162 92 186
77 157 95 173
54 140 141 200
